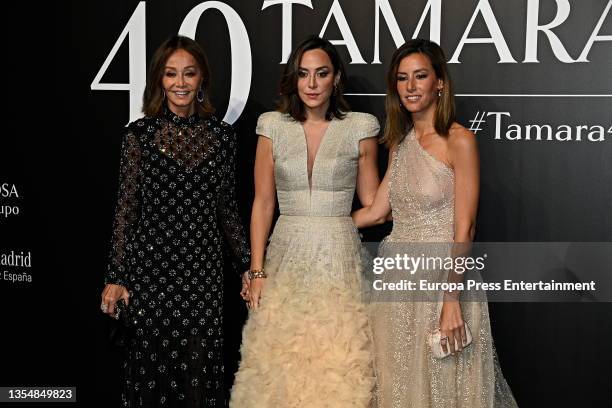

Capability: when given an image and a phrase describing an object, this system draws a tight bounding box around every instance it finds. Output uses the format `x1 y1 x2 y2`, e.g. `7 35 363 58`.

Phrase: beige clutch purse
427 322 473 359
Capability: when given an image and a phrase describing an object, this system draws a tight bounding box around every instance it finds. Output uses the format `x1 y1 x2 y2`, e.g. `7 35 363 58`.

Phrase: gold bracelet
248 268 267 279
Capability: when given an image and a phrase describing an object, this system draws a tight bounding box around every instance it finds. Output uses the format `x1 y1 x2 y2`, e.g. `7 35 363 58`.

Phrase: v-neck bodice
301 120 333 191
256 111 379 217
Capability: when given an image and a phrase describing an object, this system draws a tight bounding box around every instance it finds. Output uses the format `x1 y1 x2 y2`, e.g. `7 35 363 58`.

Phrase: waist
388 220 453 242
273 215 358 236
277 189 354 217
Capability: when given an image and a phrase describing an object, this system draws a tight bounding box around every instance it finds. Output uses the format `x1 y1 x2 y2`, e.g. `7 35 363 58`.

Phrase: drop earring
197 88 205 103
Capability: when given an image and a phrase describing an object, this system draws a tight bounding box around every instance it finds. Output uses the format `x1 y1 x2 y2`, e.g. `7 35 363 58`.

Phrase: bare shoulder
447 123 477 153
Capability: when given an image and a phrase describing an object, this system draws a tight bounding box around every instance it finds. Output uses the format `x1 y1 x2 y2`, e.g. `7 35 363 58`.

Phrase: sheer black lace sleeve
218 125 251 274
105 130 142 286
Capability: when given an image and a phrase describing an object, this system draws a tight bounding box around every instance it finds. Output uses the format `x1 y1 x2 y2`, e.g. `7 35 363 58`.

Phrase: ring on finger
100 303 108 313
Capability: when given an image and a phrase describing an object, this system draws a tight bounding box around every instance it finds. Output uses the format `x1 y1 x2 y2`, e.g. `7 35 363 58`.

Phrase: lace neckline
163 106 200 126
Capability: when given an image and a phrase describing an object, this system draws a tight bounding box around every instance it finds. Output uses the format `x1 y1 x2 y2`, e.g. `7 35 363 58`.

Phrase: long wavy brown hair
381 39 455 148
278 35 350 122
142 35 214 117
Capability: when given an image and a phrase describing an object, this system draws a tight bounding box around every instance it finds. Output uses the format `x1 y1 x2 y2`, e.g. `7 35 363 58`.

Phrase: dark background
2 1 611 406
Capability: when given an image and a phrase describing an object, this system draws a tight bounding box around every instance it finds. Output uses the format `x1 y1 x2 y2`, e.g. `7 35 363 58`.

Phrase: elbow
353 209 388 228
372 207 392 226
373 215 387 226
454 222 476 243
252 196 275 217
467 223 476 241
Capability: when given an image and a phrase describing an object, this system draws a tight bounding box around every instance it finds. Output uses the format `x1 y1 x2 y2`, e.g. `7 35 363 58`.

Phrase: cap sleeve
256 111 277 141
354 113 380 141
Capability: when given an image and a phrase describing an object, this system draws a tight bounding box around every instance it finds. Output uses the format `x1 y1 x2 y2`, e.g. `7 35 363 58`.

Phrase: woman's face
162 49 203 116
297 49 338 113
396 52 443 116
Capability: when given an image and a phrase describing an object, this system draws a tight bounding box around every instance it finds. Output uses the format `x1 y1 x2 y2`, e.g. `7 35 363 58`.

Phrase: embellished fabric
370 129 517 407
105 108 250 407
230 111 379 407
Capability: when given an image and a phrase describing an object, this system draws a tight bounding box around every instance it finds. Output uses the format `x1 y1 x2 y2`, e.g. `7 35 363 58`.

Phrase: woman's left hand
439 300 466 356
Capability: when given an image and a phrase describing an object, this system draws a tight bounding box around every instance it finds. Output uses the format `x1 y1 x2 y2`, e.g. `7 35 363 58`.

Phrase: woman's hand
240 271 250 302
439 300 466 356
248 278 266 309
101 284 129 317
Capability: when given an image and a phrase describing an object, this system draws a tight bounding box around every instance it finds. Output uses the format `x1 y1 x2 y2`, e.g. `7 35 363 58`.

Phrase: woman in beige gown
230 36 380 407
353 39 517 407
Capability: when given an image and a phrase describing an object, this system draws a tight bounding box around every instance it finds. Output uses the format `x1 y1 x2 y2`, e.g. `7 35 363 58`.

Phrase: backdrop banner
2 1 611 406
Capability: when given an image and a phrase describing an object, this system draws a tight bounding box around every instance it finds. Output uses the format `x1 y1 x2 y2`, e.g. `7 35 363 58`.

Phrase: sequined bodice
256 111 380 217
106 110 250 289
389 129 454 242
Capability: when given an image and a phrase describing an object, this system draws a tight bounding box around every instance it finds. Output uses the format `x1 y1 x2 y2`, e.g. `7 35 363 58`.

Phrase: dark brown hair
142 35 214 117
381 39 455 147
278 35 350 122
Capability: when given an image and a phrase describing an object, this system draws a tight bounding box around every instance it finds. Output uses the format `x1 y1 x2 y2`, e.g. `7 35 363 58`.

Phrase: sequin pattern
106 109 250 407
370 129 517 407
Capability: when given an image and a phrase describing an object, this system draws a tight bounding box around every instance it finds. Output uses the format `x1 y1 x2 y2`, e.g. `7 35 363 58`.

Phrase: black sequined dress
105 108 250 407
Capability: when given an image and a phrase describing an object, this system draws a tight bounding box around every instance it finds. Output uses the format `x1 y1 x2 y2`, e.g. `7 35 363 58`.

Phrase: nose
406 76 416 92
176 74 186 88
308 74 317 89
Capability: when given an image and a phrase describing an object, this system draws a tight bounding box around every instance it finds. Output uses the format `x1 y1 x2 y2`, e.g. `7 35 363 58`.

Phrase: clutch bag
427 322 472 359
109 299 131 347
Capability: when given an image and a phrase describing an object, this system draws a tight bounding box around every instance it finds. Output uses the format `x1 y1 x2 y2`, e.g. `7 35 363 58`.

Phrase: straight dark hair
142 35 214 117
278 35 350 122
381 39 455 148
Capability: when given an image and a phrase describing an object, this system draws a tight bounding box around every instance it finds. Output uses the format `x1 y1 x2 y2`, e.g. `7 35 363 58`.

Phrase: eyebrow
298 66 331 71
164 65 198 70
397 68 429 75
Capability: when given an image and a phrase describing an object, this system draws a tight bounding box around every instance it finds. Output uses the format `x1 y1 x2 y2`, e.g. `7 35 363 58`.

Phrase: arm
248 135 276 308
352 145 396 228
450 128 479 244
439 126 480 355
102 130 141 316
355 138 380 207
218 127 251 275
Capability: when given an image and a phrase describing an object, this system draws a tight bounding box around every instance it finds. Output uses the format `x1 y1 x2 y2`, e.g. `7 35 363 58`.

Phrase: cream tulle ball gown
230 111 379 408
370 129 518 407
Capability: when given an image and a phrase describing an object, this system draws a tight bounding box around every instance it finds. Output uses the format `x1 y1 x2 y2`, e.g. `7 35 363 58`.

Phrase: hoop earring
197 88 205 103
162 89 166 101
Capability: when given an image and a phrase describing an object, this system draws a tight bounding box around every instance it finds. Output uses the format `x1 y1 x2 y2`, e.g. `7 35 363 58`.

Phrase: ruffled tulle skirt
230 215 375 408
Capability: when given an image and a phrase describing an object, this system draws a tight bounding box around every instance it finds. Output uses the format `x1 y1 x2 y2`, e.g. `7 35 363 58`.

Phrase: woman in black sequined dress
100 35 250 408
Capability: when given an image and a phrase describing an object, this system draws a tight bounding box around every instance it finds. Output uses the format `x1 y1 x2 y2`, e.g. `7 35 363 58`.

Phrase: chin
401 103 418 113
303 99 328 110
403 101 434 115
304 102 322 109
169 100 195 108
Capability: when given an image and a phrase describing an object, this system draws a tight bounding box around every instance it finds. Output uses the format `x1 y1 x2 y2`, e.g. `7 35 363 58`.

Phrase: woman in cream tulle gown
230 36 380 407
353 39 517 408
